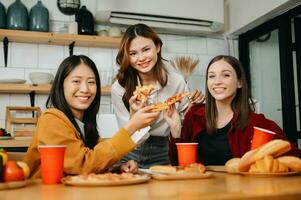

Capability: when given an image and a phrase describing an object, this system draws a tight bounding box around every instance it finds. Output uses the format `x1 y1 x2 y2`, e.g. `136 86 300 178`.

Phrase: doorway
238 5 301 143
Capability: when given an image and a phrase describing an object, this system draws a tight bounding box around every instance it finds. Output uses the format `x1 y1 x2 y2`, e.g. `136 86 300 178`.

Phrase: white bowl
108 27 121 37
29 72 54 84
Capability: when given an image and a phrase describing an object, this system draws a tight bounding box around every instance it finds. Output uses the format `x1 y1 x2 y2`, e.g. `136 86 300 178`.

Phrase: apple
2 161 24 182
17 161 30 179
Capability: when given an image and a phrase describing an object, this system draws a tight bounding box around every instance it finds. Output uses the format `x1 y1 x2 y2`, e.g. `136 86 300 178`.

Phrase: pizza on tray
62 172 150 186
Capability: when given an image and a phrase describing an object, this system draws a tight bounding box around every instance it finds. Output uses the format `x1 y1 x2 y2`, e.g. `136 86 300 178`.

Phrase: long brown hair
115 23 167 110
205 55 255 134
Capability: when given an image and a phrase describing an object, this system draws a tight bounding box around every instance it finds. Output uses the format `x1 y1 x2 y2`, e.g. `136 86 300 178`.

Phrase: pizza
165 92 190 106
151 102 169 112
150 92 190 112
63 172 147 184
133 84 155 101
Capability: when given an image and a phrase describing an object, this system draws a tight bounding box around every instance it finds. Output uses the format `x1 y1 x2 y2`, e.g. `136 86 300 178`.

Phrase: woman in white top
111 23 204 168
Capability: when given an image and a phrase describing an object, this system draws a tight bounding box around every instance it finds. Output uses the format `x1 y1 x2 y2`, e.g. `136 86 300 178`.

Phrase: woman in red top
165 55 300 166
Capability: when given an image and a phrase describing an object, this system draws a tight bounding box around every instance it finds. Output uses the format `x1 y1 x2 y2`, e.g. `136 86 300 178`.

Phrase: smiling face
63 62 97 120
128 36 160 75
207 59 242 105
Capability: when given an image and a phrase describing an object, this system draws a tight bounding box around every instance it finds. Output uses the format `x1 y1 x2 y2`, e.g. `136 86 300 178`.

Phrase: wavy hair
115 23 167 110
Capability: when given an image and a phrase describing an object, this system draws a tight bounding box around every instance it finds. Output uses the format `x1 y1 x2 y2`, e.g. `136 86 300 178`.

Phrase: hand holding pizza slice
165 92 190 106
151 92 190 112
133 84 155 102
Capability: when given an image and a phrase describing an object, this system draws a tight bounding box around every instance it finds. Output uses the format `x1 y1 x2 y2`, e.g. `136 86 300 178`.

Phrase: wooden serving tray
151 172 213 180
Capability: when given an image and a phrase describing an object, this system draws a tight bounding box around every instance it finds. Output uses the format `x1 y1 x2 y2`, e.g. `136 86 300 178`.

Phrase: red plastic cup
38 145 66 184
251 127 275 150
176 143 198 166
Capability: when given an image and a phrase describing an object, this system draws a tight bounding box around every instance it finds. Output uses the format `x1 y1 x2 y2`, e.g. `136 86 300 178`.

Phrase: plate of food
239 171 298 177
141 163 213 180
0 180 29 190
206 165 226 172
62 173 151 186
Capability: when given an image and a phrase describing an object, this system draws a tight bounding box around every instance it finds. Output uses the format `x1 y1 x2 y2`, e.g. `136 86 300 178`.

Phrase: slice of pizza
151 102 170 112
165 92 190 106
133 84 155 101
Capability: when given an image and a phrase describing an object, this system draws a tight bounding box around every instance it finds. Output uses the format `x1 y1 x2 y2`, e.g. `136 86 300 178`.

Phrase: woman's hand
189 90 206 105
124 105 160 135
184 90 206 115
163 104 181 138
129 95 146 116
120 160 138 173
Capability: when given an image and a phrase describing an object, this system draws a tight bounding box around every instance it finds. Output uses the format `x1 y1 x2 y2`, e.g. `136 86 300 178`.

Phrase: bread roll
225 158 241 174
238 139 291 172
277 156 301 172
182 163 206 174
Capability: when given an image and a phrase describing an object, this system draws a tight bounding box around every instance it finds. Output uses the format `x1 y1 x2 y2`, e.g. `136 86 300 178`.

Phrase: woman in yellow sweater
24 55 160 178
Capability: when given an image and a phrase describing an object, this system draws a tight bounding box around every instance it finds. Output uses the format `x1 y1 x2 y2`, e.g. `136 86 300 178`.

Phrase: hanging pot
29 0 49 32
57 0 80 15
75 5 94 35
7 0 28 30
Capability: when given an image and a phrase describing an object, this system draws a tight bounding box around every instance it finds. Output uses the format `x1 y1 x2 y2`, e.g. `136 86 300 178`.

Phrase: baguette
238 139 291 172
249 155 288 173
277 156 301 172
181 163 206 174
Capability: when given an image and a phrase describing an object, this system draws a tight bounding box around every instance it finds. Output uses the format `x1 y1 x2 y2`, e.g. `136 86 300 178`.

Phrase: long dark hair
205 55 255 134
115 23 167 110
46 55 101 149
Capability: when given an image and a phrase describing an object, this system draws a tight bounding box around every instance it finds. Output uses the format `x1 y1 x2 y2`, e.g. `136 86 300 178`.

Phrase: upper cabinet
0 29 121 48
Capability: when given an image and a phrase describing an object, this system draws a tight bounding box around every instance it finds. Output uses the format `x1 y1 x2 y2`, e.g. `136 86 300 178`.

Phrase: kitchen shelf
0 84 111 95
0 137 32 148
0 29 121 48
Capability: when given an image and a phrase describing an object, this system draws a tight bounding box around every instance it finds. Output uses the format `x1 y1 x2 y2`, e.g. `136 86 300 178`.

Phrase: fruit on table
0 149 8 166
0 156 2 182
17 161 30 179
2 161 25 182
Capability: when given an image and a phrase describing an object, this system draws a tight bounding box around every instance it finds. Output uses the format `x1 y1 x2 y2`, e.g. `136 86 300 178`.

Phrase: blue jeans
121 136 170 169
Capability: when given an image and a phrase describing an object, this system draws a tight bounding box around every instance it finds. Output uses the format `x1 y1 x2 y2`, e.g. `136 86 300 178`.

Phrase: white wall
226 0 290 35
0 0 238 133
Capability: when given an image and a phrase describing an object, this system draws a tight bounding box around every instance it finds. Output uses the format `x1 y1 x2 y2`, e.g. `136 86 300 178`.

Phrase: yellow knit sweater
24 108 136 178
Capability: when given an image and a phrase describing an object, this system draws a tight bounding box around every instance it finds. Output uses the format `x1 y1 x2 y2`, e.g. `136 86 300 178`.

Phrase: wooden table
1 172 301 200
